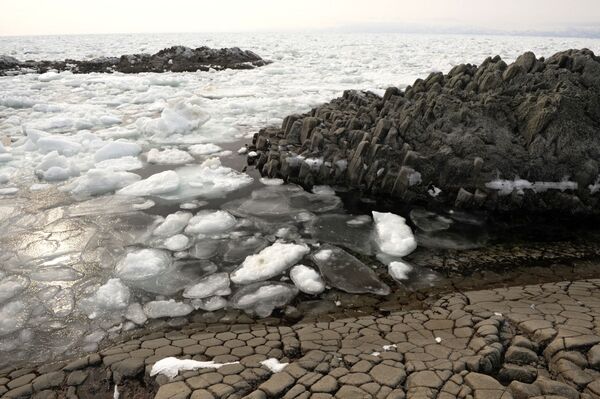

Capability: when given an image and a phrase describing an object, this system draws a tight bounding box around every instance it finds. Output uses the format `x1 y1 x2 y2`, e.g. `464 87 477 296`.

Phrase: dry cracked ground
2 279 600 399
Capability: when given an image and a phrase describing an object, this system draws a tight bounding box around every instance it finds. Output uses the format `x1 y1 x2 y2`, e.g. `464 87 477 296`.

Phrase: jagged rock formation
0 45 270 76
251 49 600 215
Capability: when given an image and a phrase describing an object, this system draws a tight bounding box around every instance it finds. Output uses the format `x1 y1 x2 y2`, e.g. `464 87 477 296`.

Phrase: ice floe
153 211 192 237
143 300 194 319
146 148 193 164
185 210 236 235
290 265 325 295
189 143 222 155
183 272 231 299
117 170 180 196
64 168 141 197
231 282 298 317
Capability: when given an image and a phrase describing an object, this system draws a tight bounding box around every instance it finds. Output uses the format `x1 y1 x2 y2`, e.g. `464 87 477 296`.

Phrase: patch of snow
260 358 288 373
150 357 239 379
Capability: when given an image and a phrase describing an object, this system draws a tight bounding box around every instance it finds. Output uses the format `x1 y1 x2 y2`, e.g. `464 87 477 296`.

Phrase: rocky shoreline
0 45 270 76
250 49 600 216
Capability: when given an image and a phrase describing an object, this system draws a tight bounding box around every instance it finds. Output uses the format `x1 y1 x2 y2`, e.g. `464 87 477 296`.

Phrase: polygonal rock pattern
2 279 600 398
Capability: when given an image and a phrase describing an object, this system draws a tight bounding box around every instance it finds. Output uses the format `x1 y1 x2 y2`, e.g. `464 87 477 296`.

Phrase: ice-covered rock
409 208 453 232
115 248 171 281
185 210 236 235
64 168 141 197
189 143 222 156
94 141 142 162
117 170 180 196
231 282 298 317
311 245 390 296
143 300 193 318
153 212 192 237
146 148 193 164
372 211 417 257
289 265 325 295
183 272 230 299
150 357 238 379
230 242 309 284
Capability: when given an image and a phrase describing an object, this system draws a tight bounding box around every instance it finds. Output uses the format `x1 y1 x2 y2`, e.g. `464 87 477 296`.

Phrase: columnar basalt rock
251 49 600 215
0 45 271 76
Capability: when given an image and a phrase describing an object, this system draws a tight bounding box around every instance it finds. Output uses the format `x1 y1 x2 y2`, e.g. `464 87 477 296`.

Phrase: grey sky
1 0 600 36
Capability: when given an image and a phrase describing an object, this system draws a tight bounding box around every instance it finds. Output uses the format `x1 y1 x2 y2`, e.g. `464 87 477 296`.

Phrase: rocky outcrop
251 49 600 215
0 45 270 75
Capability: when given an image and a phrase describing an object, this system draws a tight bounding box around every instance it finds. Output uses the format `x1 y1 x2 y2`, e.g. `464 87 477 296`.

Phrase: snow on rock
153 211 192 237
136 100 210 138
231 282 298 318
260 358 289 373
150 357 239 379
185 210 236 235
230 242 310 284
388 260 412 280
163 234 190 251
289 265 325 295
147 148 193 165
115 248 172 281
183 272 230 299
143 300 194 319
64 168 141 197
117 170 180 196
189 143 222 156
372 211 417 257
94 141 142 162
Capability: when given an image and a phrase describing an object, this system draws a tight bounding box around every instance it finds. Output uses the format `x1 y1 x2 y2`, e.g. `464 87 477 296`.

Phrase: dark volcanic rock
0 45 270 76
251 49 600 215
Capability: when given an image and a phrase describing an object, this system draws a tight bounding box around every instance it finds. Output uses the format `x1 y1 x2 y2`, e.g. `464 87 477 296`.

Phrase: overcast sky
1 0 600 36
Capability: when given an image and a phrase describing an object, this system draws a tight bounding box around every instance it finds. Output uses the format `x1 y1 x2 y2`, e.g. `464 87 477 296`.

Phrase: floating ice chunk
311 245 390 296
260 177 284 186
231 243 310 284
150 357 238 379
36 135 82 156
312 185 335 196
0 188 18 195
143 300 194 319
388 260 412 280
30 267 83 282
153 212 192 237
189 143 222 156
87 279 131 313
94 141 142 163
117 170 180 196
306 214 373 255
147 148 194 165
185 210 236 235
231 282 298 317
137 100 210 138
0 300 29 336
45 287 75 318
95 155 143 171
115 249 171 281
35 151 79 181
409 208 453 232
183 272 230 299
191 296 227 311
290 265 325 295
65 168 141 197
0 275 29 304
125 303 148 325
164 234 190 251
260 358 288 373
372 211 417 257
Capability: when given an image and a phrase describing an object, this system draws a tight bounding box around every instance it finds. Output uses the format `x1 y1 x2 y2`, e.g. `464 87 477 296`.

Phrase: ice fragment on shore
183 272 230 299
146 148 193 164
143 300 193 319
117 170 180 196
290 265 325 295
388 261 412 280
231 282 298 317
372 211 417 257
230 243 309 284
260 358 288 373
311 245 390 296
150 357 238 379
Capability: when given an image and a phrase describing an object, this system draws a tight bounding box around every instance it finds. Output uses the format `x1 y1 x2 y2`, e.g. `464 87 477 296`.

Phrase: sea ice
289 265 325 295
136 100 210 138
260 358 288 373
35 151 80 181
372 211 417 257
94 141 142 162
36 135 82 156
0 300 29 336
185 210 236 235
0 275 29 304
115 248 171 281
64 168 141 197
150 357 238 379
306 214 373 255
117 170 180 196
183 272 230 299
30 267 83 282
231 282 298 317
191 296 227 311
189 143 222 155
311 245 390 296
163 234 190 251
143 300 194 318
153 211 192 237
94 155 143 171
230 242 309 284
146 148 193 164
312 185 336 196
83 278 131 315
125 303 148 325
222 236 269 263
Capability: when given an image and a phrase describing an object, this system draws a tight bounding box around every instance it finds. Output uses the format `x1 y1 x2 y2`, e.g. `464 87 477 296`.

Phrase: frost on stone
231 282 298 318
183 272 231 299
372 211 417 257
290 265 325 295
185 210 236 235
230 242 310 285
146 148 193 165
311 245 390 296
143 300 194 319
306 214 374 255
150 357 238 379
64 168 141 197
117 170 180 196
153 212 192 237
409 208 453 232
